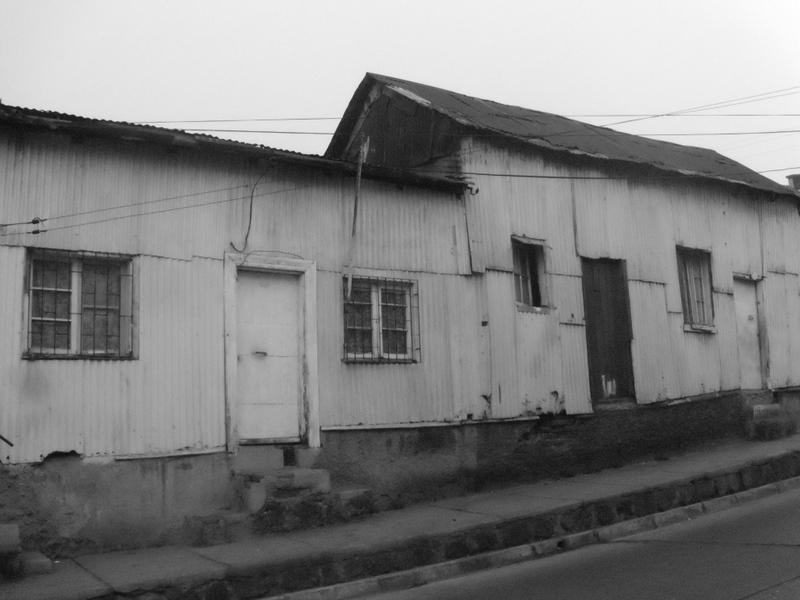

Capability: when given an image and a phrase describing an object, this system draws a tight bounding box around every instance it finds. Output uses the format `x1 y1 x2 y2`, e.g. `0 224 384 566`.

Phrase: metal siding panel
550 273 583 325
0 130 468 276
515 310 562 415
485 271 520 418
318 270 478 427
559 324 592 414
0 251 226 463
629 280 674 403
715 292 740 391
668 312 722 398
763 273 799 389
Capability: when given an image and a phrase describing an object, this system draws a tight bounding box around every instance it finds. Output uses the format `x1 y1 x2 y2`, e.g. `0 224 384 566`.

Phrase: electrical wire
3 162 797 231
601 86 800 127
183 128 334 135
230 169 273 253
0 185 313 237
136 117 340 124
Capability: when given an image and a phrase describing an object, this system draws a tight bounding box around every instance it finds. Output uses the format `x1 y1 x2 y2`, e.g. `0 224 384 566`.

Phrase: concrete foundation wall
319 392 748 505
0 452 234 556
1 392 748 556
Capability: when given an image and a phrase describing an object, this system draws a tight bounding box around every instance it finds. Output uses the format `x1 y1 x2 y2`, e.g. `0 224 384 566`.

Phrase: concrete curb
266 475 800 600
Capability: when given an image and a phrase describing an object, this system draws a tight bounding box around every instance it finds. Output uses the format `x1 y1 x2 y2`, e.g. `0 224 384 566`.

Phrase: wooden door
581 258 635 402
236 270 302 442
734 278 763 389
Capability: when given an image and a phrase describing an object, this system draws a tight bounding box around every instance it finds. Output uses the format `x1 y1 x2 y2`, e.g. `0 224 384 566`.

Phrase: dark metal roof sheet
0 103 464 192
329 74 791 197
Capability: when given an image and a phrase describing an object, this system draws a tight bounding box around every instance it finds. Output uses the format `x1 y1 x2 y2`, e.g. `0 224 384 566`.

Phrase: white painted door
734 278 762 390
236 270 302 441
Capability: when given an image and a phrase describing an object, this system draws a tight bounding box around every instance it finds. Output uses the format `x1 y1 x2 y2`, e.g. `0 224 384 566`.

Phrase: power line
136 117 340 124
569 113 800 118
178 127 800 137
184 128 334 135
1 185 313 237
3 162 795 234
640 129 800 137
602 86 800 128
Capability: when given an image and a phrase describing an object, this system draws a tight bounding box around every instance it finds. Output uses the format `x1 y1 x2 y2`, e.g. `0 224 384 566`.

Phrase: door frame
223 253 319 451
581 257 636 403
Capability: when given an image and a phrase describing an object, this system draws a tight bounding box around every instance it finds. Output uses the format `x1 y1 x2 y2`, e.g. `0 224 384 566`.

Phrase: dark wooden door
581 258 635 402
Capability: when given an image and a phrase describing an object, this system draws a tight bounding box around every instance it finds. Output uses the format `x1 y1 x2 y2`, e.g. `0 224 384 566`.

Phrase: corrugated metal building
0 104 470 465
328 73 800 419
3 76 800 552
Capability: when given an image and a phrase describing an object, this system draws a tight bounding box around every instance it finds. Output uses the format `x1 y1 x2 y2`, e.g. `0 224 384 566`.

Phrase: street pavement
364 486 800 600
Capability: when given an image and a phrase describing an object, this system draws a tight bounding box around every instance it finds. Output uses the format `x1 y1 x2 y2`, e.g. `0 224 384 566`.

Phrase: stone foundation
317 391 749 505
0 390 752 557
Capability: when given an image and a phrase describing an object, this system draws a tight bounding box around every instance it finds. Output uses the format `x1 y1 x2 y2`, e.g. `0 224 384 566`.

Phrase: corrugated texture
559 324 592 414
763 273 800 389
628 281 676 403
329 73 793 196
317 271 483 426
0 127 472 461
0 102 464 192
460 141 797 410
0 250 226 463
0 131 468 274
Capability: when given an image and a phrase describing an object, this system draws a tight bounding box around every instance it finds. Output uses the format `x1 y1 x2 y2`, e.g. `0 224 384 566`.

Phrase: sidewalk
7 433 800 600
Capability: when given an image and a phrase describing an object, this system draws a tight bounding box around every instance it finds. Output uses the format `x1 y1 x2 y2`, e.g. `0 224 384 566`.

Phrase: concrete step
747 404 797 440
252 485 377 534
239 467 332 514
232 445 285 475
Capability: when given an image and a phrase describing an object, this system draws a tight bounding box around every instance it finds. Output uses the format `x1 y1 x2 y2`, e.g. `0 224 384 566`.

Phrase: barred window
343 277 420 362
26 250 134 358
677 247 714 329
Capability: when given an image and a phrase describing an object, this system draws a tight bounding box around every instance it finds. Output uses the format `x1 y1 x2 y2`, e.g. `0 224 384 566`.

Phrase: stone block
692 478 716 501
0 523 20 555
595 515 655 542
295 447 322 469
244 480 269 514
267 468 331 494
232 445 284 475
19 550 54 575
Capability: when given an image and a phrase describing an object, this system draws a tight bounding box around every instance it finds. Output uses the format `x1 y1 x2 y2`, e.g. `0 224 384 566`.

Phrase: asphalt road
365 487 800 600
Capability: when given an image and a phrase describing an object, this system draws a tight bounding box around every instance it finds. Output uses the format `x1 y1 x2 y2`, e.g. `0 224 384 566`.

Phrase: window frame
24 249 136 360
511 236 548 311
676 246 715 331
342 276 420 363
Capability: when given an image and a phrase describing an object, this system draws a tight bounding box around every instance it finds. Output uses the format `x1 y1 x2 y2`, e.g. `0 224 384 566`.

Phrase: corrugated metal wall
462 139 799 410
0 127 477 461
3 123 799 462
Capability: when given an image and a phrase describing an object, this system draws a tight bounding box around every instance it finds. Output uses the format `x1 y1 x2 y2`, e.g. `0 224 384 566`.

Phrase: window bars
343 276 420 362
27 249 134 358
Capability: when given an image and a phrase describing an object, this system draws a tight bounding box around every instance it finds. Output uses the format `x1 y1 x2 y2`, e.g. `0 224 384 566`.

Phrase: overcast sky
1 0 798 184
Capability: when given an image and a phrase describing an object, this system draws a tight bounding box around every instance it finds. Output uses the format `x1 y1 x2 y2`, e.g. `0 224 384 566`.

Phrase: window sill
343 358 417 365
515 303 551 315
683 323 716 334
23 353 136 361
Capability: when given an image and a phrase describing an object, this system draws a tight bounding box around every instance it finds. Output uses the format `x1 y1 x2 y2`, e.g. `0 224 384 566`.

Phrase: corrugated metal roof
0 103 464 192
328 74 792 197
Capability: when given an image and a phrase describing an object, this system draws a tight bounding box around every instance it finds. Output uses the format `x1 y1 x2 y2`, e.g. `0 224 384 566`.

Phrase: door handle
252 350 268 358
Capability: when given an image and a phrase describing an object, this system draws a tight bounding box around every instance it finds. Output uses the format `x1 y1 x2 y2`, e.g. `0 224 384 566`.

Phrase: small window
512 238 546 308
677 247 714 328
343 277 420 362
26 250 135 358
